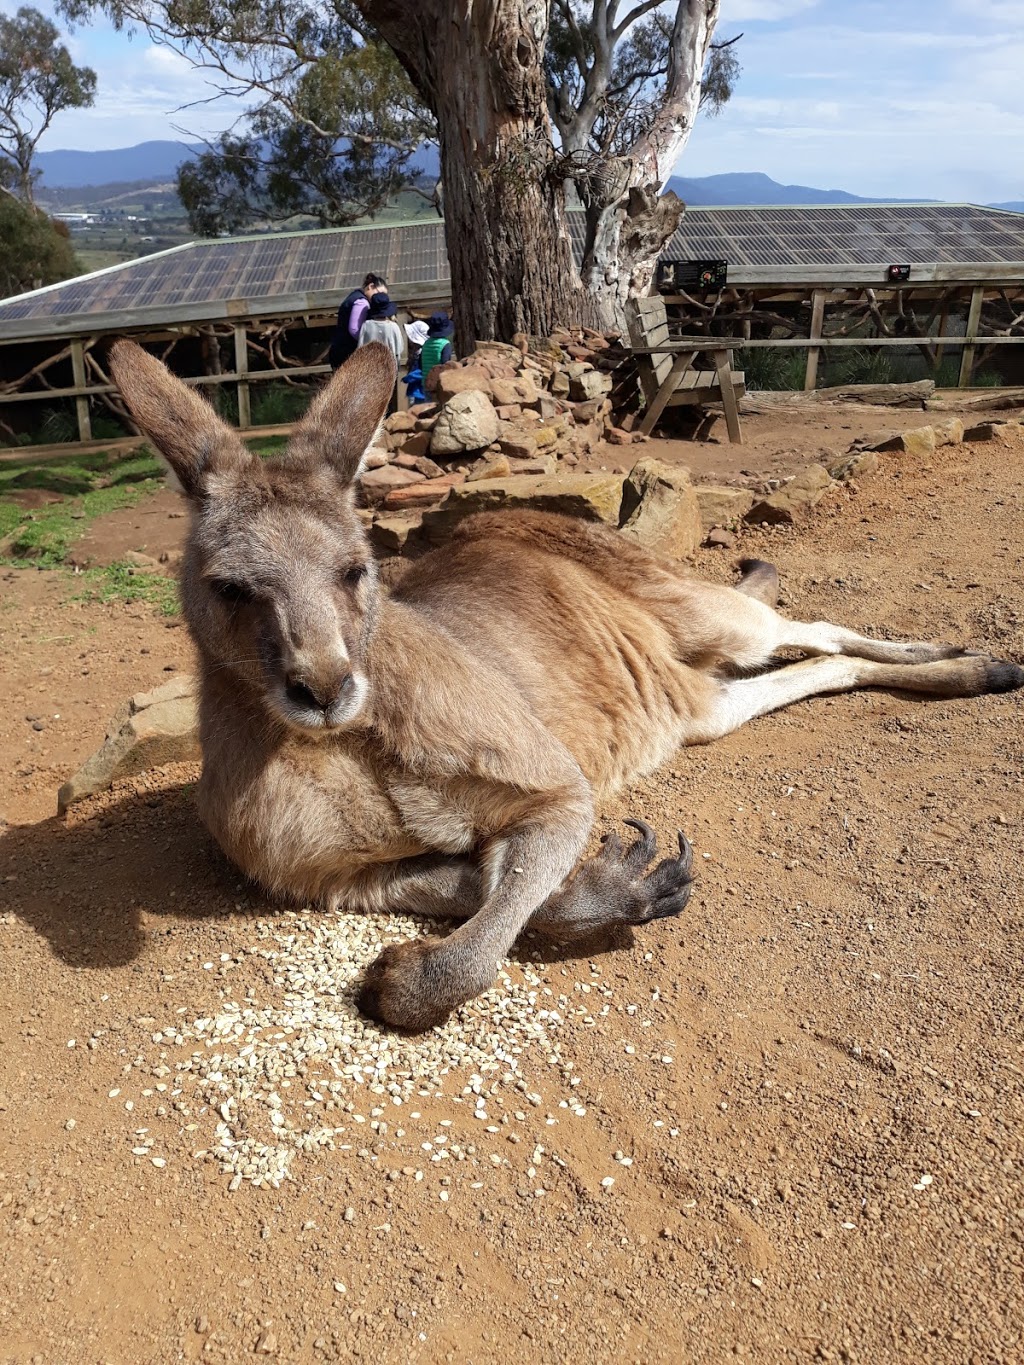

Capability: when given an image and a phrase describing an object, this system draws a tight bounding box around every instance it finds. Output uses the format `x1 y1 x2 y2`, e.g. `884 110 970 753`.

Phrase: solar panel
1 204 1023 334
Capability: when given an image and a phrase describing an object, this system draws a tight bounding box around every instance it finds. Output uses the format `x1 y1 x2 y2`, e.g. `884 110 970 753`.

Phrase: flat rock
934 417 965 447
384 410 418 434
466 455 512 482
57 677 199 814
828 450 880 482
370 513 422 553
359 464 426 506
745 463 835 525
362 446 390 470
569 370 613 402
430 391 500 456
489 379 522 407
871 426 937 457
396 431 431 459
606 427 633 446
963 420 1019 442
695 485 755 530
435 365 494 402
705 526 737 549
498 433 538 460
381 472 466 510
619 458 702 559
421 472 625 541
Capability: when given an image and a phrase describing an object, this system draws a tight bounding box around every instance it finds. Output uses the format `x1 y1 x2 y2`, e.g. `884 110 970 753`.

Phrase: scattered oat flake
913 1174 934 1191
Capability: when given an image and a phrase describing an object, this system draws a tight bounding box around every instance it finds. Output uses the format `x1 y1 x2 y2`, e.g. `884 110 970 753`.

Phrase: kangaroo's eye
211 578 254 606
342 563 368 588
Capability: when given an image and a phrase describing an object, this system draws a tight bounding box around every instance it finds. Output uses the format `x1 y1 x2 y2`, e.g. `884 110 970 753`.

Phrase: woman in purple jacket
328 273 387 369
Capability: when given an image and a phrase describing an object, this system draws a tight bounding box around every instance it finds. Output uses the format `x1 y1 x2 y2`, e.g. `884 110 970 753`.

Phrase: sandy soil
1 424 1023 1364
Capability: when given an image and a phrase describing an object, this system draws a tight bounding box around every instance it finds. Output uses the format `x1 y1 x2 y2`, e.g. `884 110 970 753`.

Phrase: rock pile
357 331 635 551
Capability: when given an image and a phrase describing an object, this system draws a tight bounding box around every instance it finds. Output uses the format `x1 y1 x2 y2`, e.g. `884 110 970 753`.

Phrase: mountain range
32 141 1023 212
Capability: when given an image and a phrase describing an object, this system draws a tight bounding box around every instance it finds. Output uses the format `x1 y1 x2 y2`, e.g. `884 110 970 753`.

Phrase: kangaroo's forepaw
356 937 459 1032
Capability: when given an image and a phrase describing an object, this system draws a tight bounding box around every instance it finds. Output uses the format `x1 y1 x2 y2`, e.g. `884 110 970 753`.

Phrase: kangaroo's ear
288 342 397 484
108 340 251 499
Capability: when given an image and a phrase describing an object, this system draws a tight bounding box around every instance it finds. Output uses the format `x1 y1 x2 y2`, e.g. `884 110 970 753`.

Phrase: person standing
358 294 406 413
329 273 387 370
419 311 456 391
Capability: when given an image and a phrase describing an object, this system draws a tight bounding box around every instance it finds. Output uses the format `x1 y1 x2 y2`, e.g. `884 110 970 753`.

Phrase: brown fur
108 339 1024 1030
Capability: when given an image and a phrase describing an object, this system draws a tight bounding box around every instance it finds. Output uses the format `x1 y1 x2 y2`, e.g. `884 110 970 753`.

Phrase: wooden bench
625 296 745 443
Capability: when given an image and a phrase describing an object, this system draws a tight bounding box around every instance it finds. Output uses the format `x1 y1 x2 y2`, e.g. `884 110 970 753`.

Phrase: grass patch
73 560 179 617
3 478 163 567
0 445 162 497
245 434 290 458
1 444 166 572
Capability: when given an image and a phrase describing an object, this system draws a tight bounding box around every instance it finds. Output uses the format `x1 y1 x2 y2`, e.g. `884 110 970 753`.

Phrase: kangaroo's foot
531 819 694 942
356 935 489 1032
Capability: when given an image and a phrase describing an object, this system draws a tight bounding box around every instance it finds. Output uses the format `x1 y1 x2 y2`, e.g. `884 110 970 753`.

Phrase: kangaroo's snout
285 669 355 715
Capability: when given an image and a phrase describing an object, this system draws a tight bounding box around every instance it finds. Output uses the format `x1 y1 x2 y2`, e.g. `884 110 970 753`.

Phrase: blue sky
4 0 1023 202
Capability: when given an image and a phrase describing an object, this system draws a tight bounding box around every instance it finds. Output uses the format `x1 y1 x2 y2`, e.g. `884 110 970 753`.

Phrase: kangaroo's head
109 340 397 736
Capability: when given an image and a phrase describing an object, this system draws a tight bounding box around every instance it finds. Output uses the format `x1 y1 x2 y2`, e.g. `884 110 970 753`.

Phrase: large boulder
430 391 500 456
745 464 835 525
619 458 702 559
694 485 755 530
57 677 199 814
421 472 625 542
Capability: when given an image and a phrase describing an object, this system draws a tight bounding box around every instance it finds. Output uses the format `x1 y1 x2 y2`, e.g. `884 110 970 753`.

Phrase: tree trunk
578 180 686 330
437 86 583 341
356 0 715 342
358 0 590 343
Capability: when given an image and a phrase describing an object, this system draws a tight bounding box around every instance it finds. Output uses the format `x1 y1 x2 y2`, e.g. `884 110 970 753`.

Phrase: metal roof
2 203 1023 342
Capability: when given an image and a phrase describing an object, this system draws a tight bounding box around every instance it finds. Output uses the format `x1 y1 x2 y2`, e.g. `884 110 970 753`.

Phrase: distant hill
35 140 203 188
35 139 439 190
665 171 920 206
35 142 1014 212
990 201 1024 213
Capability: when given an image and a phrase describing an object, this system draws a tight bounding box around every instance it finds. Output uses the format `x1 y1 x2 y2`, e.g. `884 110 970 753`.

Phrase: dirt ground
1 417 1023 1364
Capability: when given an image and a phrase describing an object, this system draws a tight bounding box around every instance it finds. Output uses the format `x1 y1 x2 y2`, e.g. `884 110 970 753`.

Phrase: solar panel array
662 203 1024 268
0 221 452 326
1 204 1023 331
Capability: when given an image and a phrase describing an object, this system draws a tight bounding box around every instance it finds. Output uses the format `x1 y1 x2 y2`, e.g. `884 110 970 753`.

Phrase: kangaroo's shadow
3 782 249 970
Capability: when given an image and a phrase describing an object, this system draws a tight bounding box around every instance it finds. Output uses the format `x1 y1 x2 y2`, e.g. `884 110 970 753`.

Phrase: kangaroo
109 339 1023 1031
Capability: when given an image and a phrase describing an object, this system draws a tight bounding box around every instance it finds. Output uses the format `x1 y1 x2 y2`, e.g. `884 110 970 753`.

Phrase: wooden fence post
71 340 92 443
804 290 825 391
234 324 251 429
958 287 984 387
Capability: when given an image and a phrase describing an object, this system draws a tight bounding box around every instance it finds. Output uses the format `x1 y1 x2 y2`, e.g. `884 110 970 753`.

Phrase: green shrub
38 405 79 444
735 347 806 391
250 383 313 426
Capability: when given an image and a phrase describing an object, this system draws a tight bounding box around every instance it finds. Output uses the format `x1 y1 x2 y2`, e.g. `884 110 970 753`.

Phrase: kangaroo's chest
196 718 420 902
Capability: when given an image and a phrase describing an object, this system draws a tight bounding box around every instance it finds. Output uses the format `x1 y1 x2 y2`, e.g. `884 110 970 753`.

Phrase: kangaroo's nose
286 670 353 713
